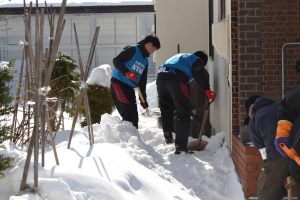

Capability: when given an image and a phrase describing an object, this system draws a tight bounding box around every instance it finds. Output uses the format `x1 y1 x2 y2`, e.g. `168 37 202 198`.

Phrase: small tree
0 61 14 143
0 145 14 178
80 84 114 127
48 52 79 130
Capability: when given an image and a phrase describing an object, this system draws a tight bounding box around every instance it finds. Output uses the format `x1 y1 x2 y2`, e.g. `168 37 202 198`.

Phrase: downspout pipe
281 42 300 99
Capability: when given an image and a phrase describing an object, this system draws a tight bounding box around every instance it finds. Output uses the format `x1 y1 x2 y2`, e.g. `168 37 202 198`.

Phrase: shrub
0 60 14 143
0 144 14 178
48 52 80 130
80 84 114 127
0 154 14 178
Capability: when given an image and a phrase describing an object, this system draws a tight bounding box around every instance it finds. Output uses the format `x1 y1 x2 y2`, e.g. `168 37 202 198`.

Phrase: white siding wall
209 0 232 147
0 12 156 96
155 0 233 147
154 0 209 67
0 12 155 72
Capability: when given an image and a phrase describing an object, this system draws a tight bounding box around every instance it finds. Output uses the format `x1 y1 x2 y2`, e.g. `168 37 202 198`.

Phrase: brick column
238 0 262 128
231 0 239 135
232 134 263 198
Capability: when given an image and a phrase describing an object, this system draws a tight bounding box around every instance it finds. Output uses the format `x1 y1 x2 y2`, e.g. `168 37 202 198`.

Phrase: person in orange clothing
244 95 300 200
275 87 300 184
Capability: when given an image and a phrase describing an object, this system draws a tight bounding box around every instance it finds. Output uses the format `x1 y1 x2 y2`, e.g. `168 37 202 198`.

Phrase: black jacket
248 97 299 161
193 67 210 90
112 44 149 100
278 86 300 123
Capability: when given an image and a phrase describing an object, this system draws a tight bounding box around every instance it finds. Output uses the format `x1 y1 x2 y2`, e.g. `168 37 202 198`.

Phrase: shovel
141 108 161 117
285 176 295 200
136 86 150 116
187 99 214 151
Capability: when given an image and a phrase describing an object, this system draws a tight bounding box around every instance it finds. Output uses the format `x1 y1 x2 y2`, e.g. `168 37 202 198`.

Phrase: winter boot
175 144 194 155
164 132 174 144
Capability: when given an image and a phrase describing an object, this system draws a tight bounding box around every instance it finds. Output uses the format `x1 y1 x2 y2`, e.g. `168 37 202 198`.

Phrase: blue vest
112 46 148 87
159 53 199 82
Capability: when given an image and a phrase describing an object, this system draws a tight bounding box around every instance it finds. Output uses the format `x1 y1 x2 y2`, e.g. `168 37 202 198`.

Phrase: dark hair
193 51 208 66
139 34 160 49
244 95 261 125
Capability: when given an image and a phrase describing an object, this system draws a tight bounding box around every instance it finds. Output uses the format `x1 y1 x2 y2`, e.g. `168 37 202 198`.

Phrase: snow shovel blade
141 108 161 117
187 139 208 151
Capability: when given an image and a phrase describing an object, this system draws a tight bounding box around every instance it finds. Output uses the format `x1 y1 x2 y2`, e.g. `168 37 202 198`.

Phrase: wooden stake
67 24 100 148
20 0 67 192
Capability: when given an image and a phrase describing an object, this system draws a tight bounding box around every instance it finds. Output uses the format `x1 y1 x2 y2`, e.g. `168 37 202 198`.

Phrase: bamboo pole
20 0 67 192
45 99 59 165
67 24 100 148
11 49 25 139
41 104 46 167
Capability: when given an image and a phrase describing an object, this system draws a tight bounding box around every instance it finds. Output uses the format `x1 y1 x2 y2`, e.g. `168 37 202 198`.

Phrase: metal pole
281 42 300 99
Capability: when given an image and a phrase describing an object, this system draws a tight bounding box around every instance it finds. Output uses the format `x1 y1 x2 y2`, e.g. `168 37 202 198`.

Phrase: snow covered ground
0 65 245 200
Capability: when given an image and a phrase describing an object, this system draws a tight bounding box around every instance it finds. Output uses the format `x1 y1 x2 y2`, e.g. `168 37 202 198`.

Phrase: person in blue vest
110 34 160 128
156 51 216 154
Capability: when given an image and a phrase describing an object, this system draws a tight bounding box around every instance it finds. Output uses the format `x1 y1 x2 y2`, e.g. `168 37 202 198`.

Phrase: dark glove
140 101 149 109
125 71 138 81
274 120 293 157
205 89 216 100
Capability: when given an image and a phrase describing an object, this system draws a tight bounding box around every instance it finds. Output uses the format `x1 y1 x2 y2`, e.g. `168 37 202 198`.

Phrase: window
220 0 226 21
209 0 214 60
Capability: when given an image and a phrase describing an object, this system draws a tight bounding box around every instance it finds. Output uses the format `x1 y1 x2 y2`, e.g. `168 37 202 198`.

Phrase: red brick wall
261 0 300 100
232 135 263 198
231 0 262 135
231 0 300 197
238 0 262 130
231 0 239 135
231 0 300 135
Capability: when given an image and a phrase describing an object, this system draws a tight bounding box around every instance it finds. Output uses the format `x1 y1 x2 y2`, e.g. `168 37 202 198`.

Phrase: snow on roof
0 0 153 8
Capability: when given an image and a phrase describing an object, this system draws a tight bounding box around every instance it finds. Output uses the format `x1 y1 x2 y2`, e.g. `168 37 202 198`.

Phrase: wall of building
0 12 156 93
232 134 263 198
209 53 232 145
0 12 155 70
209 0 232 146
231 0 300 197
154 0 209 66
261 0 300 100
232 0 300 136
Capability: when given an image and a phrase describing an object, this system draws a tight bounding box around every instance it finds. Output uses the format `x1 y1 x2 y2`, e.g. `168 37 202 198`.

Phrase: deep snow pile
0 81 244 200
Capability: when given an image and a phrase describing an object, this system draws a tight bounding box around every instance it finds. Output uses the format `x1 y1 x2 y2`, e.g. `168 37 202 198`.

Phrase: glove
205 89 216 100
125 71 138 81
140 101 149 109
274 120 293 157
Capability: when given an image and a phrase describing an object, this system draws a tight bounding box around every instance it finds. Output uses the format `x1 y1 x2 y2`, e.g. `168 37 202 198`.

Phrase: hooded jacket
248 97 299 161
278 86 300 123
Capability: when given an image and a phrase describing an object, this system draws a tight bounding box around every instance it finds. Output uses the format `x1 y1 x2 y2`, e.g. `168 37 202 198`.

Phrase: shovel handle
208 99 215 106
136 87 146 103
198 110 209 140
198 99 214 140
136 87 150 116
280 143 300 166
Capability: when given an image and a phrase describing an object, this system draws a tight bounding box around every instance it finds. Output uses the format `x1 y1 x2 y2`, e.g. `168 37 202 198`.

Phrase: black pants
110 78 138 128
157 73 191 149
257 157 300 200
257 157 289 200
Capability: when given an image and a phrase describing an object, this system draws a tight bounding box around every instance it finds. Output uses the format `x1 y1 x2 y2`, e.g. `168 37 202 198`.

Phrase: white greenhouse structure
0 0 157 80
